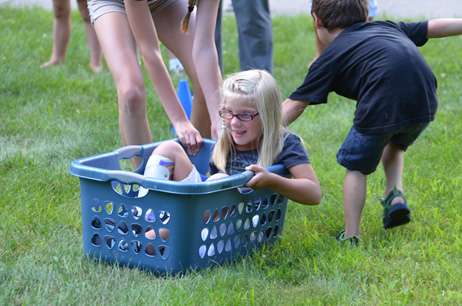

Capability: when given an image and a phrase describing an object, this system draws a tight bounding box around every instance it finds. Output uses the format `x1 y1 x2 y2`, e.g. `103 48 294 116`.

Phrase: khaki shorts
88 0 177 24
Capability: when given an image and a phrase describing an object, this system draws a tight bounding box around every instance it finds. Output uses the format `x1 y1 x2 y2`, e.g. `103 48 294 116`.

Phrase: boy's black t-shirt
289 20 438 134
209 133 311 175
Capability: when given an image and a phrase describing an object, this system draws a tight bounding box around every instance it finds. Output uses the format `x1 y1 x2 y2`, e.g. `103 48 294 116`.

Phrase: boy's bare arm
282 98 309 127
427 18 462 38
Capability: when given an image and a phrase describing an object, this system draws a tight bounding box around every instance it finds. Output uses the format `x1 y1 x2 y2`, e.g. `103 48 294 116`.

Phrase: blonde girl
141 70 321 206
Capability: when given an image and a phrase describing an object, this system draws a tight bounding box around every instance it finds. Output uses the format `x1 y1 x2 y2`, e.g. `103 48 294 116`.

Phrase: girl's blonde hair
212 69 287 172
181 0 197 34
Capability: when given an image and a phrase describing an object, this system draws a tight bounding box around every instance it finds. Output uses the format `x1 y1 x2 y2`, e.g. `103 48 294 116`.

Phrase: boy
282 0 462 243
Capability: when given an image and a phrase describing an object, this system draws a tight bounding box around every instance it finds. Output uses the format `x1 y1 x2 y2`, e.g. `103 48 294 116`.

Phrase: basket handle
114 145 143 159
106 170 145 184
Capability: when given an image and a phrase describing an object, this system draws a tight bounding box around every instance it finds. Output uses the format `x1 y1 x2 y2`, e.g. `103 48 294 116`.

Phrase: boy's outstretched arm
427 18 462 38
282 98 309 127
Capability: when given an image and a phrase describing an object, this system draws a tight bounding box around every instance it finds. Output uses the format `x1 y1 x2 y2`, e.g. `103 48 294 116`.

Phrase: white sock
138 155 174 197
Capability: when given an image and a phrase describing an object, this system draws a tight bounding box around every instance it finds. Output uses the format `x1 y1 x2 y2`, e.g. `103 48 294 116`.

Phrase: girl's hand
244 164 274 190
174 121 203 156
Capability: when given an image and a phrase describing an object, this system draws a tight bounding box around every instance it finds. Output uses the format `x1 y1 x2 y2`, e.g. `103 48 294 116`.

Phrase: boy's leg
381 141 405 205
337 126 390 238
343 169 367 237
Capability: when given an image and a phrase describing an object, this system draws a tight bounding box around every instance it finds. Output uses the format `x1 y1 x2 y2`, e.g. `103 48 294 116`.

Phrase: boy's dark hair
312 0 369 31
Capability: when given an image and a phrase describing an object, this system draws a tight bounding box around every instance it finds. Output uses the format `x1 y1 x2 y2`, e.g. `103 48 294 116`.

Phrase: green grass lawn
1 5 462 305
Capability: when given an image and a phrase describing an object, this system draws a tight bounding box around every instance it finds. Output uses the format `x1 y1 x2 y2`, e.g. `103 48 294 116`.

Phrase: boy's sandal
381 187 411 229
336 230 361 246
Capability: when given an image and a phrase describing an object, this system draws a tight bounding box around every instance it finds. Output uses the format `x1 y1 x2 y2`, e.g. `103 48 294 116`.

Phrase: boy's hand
244 164 275 190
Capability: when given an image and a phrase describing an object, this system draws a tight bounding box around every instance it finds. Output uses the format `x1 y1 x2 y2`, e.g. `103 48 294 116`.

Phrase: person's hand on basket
244 164 273 190
173 120 203 156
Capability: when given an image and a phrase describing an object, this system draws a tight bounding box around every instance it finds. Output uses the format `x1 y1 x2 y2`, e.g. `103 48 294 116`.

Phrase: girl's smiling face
223 97 262 151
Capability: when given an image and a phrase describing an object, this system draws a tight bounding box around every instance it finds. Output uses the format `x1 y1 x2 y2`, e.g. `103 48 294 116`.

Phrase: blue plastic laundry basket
69 139 290 275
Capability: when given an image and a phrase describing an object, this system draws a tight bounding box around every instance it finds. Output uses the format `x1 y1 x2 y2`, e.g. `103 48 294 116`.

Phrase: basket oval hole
91 198 102 213
104 201 114 215
270 194 278 206
201 228 209 241
245 200 253 213
227 222 235 235
225 239 232 252
131 206 142 220
199 245 206 258
145 227 156 240
118 221 129 235
159 211 170 224
219 223 227 237
234 236 241 249
118 204 128 217
217 240 224 254
243 218 251 230
104 218 115 232
258 231 265 243
252 215 259 228
265 227 273 239
105 235 115 249
250 231 257 244
268 210 275 223
91 216 102 229
242 234 249 247
203 210 211 224
260 213 267 226
145 209 155 222
159 228 170 242
159 246 170 259
276 209 282 221
212 209 220 222
238 202 244 215
118 239 129 252
221 207 229 219
210 226 218 239
229 205 236 218
236 219 243 232
145 244 156 257
207 244 215 257
91 234 102 247
131 223 142 237
132 240 142 254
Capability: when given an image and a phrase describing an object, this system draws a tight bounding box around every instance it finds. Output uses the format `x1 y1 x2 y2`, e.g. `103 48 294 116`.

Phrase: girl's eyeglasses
219 110 260 121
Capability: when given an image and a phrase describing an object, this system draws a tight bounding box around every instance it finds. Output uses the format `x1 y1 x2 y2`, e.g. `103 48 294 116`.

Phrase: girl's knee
153 141 184 159
119 87 146 115
53 0 71 18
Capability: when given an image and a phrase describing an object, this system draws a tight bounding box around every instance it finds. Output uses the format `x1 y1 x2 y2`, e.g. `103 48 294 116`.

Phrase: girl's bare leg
154 2 212 139
94 12 151 168
77 0 103 72
41 0 71 68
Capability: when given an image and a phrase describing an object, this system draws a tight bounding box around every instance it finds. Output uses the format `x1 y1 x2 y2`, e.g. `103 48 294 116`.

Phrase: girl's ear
313 13 323 29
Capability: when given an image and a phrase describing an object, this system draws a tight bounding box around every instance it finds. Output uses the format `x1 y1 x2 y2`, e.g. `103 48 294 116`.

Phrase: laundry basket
69 139 290 275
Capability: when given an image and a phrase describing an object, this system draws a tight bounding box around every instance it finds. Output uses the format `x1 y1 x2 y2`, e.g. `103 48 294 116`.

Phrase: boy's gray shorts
88 0 177 24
